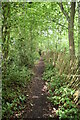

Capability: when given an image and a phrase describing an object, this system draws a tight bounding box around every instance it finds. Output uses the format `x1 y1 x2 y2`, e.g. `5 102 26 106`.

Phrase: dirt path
22 57 57 119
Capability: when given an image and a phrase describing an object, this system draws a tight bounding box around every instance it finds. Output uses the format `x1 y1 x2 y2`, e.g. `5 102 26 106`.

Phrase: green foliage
42 62 55 81
2 93 26 119
2 59 33 119
48 87 77 119
1 2 79 119
6 65 33 83
43 61 79 119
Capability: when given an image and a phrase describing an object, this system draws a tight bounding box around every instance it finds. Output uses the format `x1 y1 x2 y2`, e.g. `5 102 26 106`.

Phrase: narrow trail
22 57 57 119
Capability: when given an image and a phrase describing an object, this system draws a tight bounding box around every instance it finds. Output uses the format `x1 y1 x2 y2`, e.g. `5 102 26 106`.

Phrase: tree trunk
58 2 76 60
68 2 75 60
78 2 80 76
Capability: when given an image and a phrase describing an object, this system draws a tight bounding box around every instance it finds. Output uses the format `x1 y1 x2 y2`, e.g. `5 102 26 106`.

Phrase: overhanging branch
52 18 77 31
53 19 68 30
58 3 70 21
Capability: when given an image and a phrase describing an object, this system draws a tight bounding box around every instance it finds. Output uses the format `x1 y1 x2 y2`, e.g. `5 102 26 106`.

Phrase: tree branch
53 19 68 30
52 18 77 31
58 3 70 21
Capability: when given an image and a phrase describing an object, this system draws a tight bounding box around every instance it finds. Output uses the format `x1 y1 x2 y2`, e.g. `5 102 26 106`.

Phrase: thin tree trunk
78 2 80 77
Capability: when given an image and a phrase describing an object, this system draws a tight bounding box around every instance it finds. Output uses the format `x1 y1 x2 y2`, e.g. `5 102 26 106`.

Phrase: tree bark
68 2 75 60
78 2 80 76
75 2 80 104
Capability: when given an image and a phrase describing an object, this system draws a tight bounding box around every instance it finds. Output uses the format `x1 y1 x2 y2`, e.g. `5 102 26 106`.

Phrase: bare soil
22 57 58 119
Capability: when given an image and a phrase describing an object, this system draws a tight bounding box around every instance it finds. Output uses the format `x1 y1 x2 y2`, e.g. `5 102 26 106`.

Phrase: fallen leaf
30 103 34 107
32 96 39 98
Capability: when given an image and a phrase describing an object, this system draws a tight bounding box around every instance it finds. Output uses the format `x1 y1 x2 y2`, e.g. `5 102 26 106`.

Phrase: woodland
1 2 80 120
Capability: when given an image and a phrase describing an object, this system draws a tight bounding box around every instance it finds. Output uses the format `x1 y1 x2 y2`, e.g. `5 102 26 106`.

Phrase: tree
78 2 80 77
58 2 76 60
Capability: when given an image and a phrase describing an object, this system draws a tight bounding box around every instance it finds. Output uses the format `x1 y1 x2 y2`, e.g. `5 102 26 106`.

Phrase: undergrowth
43 61 80 120
2 65 33 119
